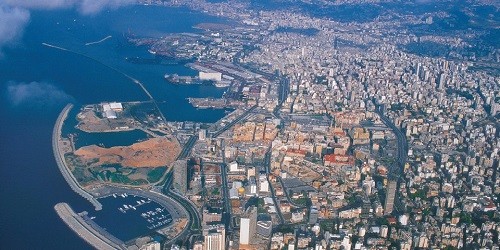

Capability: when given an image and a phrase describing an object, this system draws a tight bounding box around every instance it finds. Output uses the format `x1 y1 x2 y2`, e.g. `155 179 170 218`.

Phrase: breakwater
54 203 124 250
52 104 102 210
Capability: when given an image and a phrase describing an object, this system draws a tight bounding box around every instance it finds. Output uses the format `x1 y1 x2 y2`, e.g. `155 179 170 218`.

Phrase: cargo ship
164 74 214 85
164 74 196 84
126 56 195 65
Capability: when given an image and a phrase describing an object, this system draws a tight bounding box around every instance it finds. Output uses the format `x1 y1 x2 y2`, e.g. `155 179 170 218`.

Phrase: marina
88 193 174 242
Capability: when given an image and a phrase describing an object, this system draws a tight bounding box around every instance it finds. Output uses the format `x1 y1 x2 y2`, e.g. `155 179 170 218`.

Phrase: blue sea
0 5 228 249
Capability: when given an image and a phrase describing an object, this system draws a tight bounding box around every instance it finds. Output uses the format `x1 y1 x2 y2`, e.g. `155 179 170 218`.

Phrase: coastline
53 104 191 248
54 203 125 250
52 103 102 211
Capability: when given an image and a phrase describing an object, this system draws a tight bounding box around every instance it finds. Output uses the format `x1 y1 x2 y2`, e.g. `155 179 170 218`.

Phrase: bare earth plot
74 137 180 168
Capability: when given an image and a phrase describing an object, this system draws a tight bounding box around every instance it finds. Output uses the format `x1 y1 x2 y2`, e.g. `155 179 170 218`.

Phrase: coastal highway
162 172 202 247
55 203 125 250
177 135 198 160
211 104 258 138
53 104 102 211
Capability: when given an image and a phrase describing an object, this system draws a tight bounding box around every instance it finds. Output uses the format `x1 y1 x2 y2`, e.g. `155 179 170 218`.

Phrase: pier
54 203 125 250
43 42 167 126
52 104 102 210
85 35 112 46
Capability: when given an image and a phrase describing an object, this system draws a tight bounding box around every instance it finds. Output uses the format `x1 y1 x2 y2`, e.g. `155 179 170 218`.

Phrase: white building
229 161 243 172
140 242 161 250
199 72 222 82
248 177 257 196
341 235 352 250
239 206 257 245
104 109 117 119
229 181 243 199
204 224 225 250
199 129 207 141
291 212 304 223
109 102 123 111
259 175 269 193
102 103 118 119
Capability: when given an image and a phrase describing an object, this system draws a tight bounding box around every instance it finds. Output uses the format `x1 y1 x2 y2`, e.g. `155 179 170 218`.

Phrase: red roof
387 217 397 224
324 154 354 165
286 148 307 156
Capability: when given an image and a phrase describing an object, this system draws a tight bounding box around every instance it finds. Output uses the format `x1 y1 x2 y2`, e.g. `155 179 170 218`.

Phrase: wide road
219 163 233 232
263 147 285 225
211 105 258 138
374 102 408 213
162 172 202 247
177 135 198 160
374 104 408 178
278 77 290 108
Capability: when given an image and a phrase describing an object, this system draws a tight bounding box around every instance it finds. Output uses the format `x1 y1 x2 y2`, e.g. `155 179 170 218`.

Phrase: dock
52 104 102 211
54 203 125 250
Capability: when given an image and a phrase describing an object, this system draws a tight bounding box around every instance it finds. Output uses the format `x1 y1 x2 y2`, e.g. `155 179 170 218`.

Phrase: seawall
54 203 124 250
52 104 102 210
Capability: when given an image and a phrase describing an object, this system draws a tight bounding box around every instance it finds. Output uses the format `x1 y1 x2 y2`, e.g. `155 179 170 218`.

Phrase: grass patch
147 167 167 183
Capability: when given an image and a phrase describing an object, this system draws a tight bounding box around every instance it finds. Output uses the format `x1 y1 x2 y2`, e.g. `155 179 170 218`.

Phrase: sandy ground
74 137 181 168
77 109 136 132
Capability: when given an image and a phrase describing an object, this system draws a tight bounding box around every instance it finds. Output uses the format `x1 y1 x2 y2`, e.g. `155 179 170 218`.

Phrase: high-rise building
380 225 389 238
384 180 397 215
309 206 319 224
257 220 272 237
173 160 188 195
204 224 226 250
438 72 447 90
239 206 257 245
192 241 203 250
199 129 207 141
360 198 372 219
249 177 257 196
259 175 269 193
203 206 222 225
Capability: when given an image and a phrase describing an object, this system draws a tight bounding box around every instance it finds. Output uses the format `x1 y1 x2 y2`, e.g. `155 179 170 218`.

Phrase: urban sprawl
65 1 500 249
